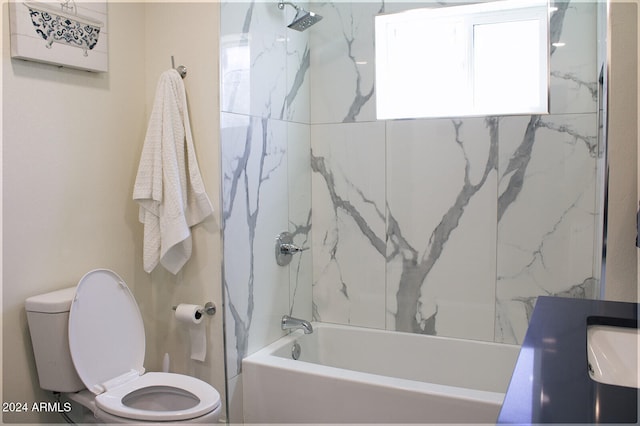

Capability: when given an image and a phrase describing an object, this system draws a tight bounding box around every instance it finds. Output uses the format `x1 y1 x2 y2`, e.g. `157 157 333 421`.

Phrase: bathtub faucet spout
281 315 313 334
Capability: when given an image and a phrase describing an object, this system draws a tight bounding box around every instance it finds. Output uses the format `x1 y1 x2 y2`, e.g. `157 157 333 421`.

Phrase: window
375 0 549 119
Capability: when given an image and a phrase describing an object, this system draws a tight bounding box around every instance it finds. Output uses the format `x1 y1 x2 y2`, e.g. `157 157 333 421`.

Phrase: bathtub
243 322 520 424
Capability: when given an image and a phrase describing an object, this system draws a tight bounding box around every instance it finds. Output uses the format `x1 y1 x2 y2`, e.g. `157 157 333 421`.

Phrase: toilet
25 269 222 423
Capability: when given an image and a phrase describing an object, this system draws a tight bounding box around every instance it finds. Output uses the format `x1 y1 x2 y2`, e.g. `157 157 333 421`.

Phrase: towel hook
171 55 187 79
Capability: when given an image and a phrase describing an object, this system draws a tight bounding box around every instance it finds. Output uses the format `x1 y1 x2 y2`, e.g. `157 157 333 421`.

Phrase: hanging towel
133 69 213 274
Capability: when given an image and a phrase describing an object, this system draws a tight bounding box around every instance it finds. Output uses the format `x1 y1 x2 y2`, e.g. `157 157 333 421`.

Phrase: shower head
277 1 323 31
288 7 322 31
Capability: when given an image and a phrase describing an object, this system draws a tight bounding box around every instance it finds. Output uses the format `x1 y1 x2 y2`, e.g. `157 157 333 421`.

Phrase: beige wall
140 1 226 419
1 2 225 423
606 0 639 302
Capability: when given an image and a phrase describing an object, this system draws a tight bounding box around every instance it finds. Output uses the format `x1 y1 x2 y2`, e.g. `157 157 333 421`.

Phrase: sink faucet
281 315 313 334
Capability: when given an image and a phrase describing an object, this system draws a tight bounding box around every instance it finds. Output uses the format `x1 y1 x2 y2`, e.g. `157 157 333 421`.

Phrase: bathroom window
375 0 549 119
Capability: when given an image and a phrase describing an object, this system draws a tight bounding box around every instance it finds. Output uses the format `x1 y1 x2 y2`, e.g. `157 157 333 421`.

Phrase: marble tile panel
311 121 386 328
220 2 288 118
496 113 598 344
287 122 312 320
282 8 312 123
221 112 290 377
310 2 381 124
386 118 498 340
548 1 598 114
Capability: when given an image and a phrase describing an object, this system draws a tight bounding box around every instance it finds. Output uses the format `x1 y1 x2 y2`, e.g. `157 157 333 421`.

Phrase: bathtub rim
243 322 514 407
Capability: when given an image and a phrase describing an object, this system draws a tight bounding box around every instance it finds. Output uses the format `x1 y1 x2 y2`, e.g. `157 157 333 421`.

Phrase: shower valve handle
279 242 309 255
275 232 308 266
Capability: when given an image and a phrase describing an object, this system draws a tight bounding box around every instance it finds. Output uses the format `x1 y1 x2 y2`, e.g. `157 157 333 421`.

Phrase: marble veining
392 118 499 333
311 122 386 327
311 2 379 123
538 119 598 155
310 151 385 319
311 154 386 255
280 45 310 121
496 113 598 343
340 4 378 123
496 279 598 345
222 113 290 377
551 71 599 102
549 1 569 55
497 116 539 223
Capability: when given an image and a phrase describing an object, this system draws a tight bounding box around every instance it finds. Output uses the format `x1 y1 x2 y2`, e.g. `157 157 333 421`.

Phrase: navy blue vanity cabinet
498 296 638 424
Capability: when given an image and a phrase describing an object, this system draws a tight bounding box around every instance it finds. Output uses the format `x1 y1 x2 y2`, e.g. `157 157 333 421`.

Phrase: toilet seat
95 372 220 421
68 269 220 422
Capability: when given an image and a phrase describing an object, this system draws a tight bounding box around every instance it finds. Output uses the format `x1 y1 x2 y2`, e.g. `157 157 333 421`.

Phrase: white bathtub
242 322 520 424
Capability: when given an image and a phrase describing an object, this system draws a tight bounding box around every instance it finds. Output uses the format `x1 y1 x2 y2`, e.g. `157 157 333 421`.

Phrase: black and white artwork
9 0 108 72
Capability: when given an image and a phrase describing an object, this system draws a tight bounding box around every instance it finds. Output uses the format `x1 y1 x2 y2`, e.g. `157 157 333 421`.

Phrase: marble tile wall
309 0 600 345
219 0 313 389
220 0 601 418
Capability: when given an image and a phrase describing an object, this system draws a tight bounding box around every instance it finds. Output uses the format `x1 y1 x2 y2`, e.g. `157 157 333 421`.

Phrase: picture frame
9 0 108 73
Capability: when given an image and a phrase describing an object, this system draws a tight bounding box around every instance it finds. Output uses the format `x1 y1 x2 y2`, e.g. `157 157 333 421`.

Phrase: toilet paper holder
172 302 216 318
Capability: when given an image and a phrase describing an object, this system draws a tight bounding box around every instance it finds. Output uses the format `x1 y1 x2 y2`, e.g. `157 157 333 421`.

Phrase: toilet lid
68 269 145 395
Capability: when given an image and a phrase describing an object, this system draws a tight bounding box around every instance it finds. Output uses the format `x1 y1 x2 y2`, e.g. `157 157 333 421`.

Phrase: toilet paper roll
174 304 206 362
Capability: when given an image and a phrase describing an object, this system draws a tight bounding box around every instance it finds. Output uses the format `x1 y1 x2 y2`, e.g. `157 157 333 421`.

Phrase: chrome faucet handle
275 232 309 266
279 242 309 255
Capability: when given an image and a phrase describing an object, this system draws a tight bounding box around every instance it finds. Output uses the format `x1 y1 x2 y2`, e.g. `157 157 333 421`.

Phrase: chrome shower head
288 7 322 31
277 1 323 31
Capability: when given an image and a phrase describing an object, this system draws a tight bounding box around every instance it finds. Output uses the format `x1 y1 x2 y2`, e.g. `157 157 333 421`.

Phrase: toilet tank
25 287 84 392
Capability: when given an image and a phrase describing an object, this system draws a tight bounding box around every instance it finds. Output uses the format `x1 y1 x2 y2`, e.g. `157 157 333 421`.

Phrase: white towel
133 69 213 274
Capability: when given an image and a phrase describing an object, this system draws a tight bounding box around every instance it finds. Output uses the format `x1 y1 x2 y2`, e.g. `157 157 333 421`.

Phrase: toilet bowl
25 269 221 423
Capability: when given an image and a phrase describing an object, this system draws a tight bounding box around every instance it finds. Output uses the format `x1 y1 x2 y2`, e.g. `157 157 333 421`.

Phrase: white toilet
25 269 222 424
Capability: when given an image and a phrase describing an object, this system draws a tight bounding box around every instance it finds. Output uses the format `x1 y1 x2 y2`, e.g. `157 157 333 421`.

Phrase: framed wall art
9 0 108 72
